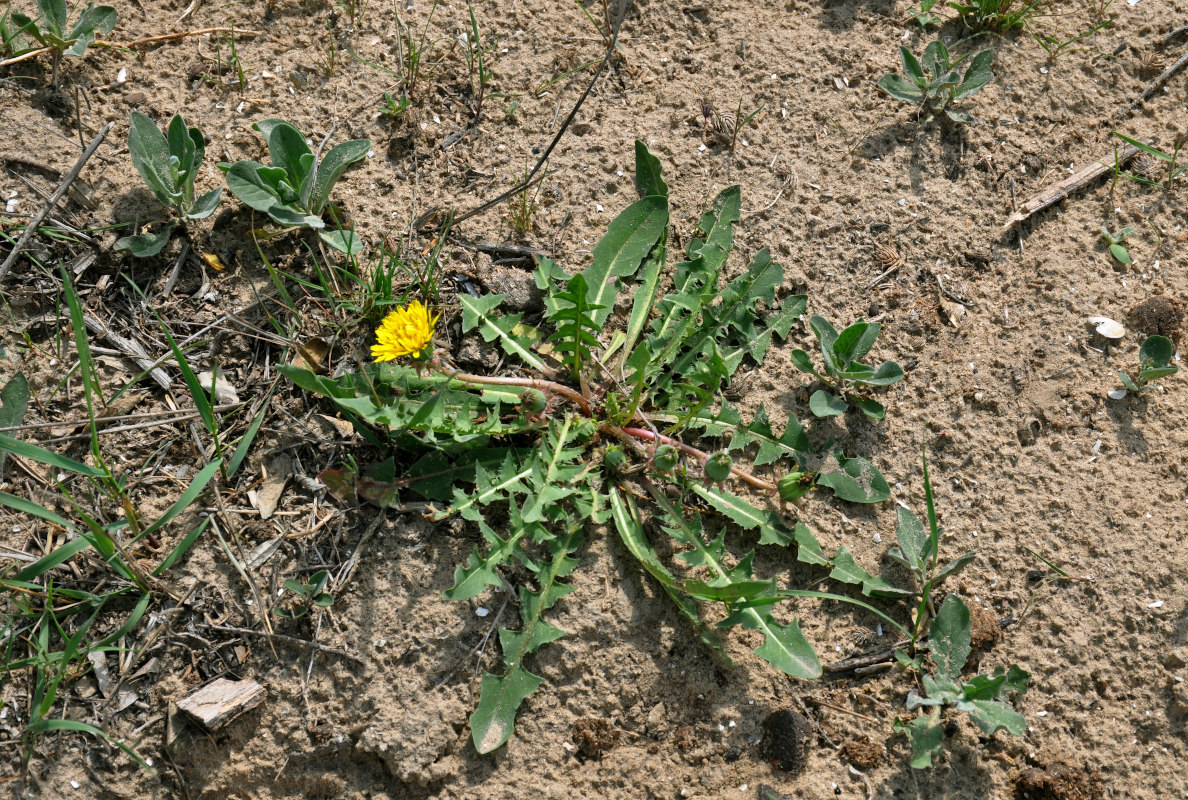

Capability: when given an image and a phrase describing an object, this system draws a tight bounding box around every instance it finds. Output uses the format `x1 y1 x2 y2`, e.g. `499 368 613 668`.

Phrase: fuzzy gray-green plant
878 40 994 123
218 119 370 254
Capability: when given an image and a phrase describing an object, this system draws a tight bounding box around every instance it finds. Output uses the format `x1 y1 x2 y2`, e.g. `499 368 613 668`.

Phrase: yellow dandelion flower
371 300 439 362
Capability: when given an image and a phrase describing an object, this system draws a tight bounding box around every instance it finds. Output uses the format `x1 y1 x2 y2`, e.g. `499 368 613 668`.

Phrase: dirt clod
837 736 884 770
969 604 1004 652
1013 762 1103 800
571 717 618 759
1128 295 1185 344
759 709 812 775
672 725 697 751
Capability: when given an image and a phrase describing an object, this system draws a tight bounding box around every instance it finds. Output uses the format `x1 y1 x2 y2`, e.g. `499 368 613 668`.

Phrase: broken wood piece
176 677 265 731
82 313 173 391
1002 142 1142 230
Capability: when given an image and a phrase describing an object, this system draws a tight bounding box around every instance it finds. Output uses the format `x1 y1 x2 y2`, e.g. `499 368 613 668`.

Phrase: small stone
1161 650 1186 670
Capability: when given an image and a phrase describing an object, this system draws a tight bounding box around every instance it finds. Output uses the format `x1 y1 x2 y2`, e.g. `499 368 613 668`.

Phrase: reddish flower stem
441 369 591 415
615 426 776 493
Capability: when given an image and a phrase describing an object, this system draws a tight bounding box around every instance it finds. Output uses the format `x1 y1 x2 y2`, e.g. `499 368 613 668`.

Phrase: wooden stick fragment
0 122 112 282
176 677 265 731
1002 142 1142 230
82 312 173 391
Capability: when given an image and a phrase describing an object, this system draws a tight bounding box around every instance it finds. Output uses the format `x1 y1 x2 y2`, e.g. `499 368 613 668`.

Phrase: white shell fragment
1107 388 1128 400
1088 316 1126 339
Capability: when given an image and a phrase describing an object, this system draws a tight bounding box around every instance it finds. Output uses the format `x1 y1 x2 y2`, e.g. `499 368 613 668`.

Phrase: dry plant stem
442 368 592 415
205 624 365 664
0 28 262 68
1132 50 1188 108
451 0 626 226
0 122 112 282
614 425 776 493
0 404 239 434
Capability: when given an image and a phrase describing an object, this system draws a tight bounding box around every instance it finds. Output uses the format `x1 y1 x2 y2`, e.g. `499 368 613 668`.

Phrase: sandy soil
2 0 1188 798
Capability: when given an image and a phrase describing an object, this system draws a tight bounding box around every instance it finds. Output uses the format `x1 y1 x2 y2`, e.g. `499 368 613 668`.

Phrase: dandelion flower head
371 300 439 362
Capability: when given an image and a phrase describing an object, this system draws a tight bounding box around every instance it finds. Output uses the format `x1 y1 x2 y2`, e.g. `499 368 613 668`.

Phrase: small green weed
911 0 945 27
462 2 496 121
895 594 1030 767
1099 225 1134 264
276 570 334 619
791 315 905 419
1117 335 1179 395
878 41 994 123
393 0 442 104
948 0 1051 32
505 160 546 237
380 91 412 121
284 142 901 754
1112 132 1186 191
11 0 116 87
116 112 222 257
1030 14 1113 59
794 446 975 656
218 119 371 254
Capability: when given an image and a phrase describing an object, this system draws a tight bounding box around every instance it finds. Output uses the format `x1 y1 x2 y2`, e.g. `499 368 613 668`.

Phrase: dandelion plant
282 142 899 753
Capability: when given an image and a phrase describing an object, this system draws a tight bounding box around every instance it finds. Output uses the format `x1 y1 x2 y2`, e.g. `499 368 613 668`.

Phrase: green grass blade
0 434 105 477
227 383 276 477
59 266 104 422
137 458 222 543
0 490 77 534
153 516 210 576
26 719 155 773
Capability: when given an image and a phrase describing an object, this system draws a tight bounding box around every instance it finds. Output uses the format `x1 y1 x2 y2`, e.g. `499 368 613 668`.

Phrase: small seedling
1099 225 1134 265
116 112 222 258
911 0 945 27
1030 15 1113 59
380 91 411 120
462 2 496 121
791 314 904 419
393 0 441 104
506 160 546 237
878 41 994 123
1112 131 1186 190
1117 335 1179 395
218 119 371 254
12 0 116 87
276 570 334 618
947 0 1050 32
895 594 1030 768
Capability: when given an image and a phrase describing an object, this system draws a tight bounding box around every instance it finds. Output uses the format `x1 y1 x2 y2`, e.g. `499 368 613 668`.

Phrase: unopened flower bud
652 444 680 473
520 388 547 414
778 472 814 503
702 451 733 483
602 446 627 474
